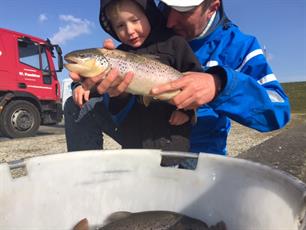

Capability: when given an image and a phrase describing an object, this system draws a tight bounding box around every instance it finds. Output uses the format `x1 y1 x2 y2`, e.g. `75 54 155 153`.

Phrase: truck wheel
0 100 40 138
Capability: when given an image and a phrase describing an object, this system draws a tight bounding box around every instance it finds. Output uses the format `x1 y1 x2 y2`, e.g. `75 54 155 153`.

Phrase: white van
60 78 73 110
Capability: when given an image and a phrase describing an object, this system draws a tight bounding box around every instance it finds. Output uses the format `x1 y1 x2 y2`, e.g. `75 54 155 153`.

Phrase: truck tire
0 100 40 138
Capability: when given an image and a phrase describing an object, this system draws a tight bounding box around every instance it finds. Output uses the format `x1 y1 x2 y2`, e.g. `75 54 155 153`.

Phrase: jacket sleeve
207 36 290 132
70 81 81 91
168 36 203 73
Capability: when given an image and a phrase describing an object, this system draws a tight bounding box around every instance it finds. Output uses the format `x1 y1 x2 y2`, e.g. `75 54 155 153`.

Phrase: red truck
0 28 63 138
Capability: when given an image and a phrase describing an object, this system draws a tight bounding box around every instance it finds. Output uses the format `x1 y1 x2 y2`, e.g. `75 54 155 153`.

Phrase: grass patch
281 81 306 113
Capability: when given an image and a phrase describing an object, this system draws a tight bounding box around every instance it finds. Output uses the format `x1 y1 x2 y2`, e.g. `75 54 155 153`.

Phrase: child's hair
105 0 144 26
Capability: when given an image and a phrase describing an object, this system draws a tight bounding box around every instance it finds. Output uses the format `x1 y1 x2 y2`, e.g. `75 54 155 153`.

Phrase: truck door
17 38 54 100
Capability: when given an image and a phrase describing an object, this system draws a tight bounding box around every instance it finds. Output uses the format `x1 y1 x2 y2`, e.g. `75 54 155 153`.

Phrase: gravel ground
0 118 284 164
1 114 305 183
239 114 306 183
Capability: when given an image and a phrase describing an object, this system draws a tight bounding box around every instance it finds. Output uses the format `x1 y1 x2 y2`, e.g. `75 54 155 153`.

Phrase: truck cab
0 28 63 138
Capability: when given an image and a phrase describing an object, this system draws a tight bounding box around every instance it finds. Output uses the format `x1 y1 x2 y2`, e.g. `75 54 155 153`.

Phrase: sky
0 0 305 83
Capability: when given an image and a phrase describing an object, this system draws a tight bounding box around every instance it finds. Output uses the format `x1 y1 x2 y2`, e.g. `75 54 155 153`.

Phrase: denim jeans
64 96 118 151
64 96 191 153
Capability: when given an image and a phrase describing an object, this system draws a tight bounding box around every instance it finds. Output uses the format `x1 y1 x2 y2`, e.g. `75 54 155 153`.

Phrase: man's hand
68 39 133 97
96 69 133 97
151 72 221 109
103 38 116 49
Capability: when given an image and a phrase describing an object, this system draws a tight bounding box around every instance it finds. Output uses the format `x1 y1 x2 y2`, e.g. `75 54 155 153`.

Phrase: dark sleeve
116 43 130 51
71 81 81 90
169 35 203 73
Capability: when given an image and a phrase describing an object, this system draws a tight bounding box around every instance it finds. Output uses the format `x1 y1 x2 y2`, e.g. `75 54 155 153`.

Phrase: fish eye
79 54 86 58
79 53 90 58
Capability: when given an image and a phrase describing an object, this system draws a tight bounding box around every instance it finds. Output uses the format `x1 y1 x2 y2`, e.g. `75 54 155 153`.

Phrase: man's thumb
103 39 115 49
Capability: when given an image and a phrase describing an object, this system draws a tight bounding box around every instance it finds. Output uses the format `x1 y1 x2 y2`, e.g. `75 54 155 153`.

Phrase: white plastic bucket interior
0 149 305 230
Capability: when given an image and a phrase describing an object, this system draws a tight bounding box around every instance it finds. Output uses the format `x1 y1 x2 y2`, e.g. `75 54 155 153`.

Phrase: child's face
109 1 151 48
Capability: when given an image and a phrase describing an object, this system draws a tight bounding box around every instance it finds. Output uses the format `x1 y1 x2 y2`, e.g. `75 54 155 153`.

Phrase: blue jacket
103 20 290 155
188 21 290 155
101 3 290 155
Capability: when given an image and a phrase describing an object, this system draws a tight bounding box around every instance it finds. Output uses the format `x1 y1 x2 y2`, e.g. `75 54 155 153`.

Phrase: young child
66 0 202 152
102 0 192 127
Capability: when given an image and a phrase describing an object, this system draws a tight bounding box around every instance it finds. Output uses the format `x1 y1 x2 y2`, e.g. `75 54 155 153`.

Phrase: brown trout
73 211 227 230
64 48 183 103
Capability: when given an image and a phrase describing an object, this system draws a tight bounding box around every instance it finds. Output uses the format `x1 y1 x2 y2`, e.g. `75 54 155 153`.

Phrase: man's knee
64 97 79 116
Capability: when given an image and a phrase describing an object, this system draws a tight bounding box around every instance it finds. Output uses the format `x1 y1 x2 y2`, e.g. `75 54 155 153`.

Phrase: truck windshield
18 40 50 72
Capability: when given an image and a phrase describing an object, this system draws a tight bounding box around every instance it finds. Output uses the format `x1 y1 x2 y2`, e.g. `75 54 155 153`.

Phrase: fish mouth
64 56 80 65
63 56 84 72
63 55 97 76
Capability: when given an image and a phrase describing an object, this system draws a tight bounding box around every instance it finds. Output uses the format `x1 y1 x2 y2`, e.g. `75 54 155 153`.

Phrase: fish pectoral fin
103 211 132 225
143 96 153 107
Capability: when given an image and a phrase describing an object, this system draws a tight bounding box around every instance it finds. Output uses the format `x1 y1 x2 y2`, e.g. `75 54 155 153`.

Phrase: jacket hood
99 0 165 41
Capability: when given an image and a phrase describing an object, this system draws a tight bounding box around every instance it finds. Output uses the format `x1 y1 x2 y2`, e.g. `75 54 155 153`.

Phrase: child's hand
169 110 189 126
72 84 90 108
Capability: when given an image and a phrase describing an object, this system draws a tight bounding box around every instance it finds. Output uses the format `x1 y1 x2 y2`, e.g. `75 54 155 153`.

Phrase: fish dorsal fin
103 211 132 226
138 53 162 62
73 218 89 230
141 54 160 59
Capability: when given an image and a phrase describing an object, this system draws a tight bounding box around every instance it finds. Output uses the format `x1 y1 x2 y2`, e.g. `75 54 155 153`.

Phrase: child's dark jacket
97 0 202 150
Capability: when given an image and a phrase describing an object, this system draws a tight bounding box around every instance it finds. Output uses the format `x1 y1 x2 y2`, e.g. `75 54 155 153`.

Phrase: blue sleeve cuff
207 66 237 108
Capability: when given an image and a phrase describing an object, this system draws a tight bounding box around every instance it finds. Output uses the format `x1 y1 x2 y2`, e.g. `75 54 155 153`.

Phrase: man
65 0 290 156
150 0 290 154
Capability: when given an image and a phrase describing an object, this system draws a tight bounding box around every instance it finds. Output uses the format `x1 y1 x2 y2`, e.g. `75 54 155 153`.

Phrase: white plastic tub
0 149 305 230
